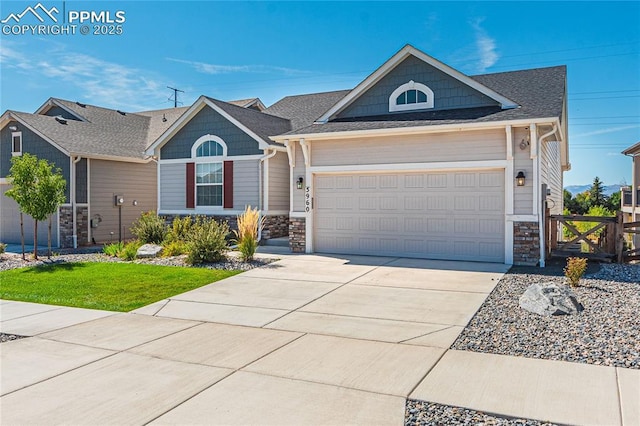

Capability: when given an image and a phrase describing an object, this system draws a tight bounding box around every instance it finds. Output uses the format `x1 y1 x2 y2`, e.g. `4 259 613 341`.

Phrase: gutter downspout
258 148 278 242
537 125 558 267
71 155 82 249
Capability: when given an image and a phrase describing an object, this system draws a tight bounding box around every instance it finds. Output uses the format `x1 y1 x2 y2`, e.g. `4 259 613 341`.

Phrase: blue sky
1 1 639 186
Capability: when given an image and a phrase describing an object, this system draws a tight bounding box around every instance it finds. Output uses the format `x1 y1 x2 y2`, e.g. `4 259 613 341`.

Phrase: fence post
616 211 624 263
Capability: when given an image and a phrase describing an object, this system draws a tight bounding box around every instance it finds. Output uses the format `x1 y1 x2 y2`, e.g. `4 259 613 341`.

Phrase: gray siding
76 158 88 204
292 141 306 212
1 121 71 202
338 55 499 119
513 128 534 215
1 184 58 246
267 151 289 211
311 129 506 166
233 159 259 209
43 106 81 121
89 159 156 244
541 140 563 215
160 106 262 159
159 163 186 211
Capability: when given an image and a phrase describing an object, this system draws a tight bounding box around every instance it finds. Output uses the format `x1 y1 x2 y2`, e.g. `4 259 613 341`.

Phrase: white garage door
314 170 505 262
1 185 59 247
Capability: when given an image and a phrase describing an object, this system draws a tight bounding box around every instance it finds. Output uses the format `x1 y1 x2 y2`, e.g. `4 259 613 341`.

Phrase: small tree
5 154 66 260
33 161 66 258
5 154 39 259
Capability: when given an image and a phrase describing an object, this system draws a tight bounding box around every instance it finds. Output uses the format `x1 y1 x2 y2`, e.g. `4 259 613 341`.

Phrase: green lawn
0 262 241 312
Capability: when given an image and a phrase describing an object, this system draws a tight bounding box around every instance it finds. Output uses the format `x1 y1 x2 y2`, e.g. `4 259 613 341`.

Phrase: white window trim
191 134 228 158
11 131 22 156
195 162 223 207
389 80 434 112
191 135 228 208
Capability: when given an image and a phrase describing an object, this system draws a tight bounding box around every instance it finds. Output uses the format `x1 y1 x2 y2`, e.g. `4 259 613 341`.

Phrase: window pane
417 90 427 103
396 93 406 105
196 163 223 184
197 185 222 206
196 141 223 157
407 90 417 104
12 136 21 152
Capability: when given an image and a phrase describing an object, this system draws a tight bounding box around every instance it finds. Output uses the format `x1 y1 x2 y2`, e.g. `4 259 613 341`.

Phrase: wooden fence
547 212 639 263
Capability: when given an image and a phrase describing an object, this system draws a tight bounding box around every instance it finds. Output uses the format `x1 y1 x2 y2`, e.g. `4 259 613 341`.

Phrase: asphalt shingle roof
8 99 190 160
205 97 292 143
277 66 566 136
264 90 352 132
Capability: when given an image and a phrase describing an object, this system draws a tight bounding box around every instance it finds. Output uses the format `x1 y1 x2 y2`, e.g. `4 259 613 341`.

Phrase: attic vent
76 101 86 108
54 115 67 124
117 110 126 116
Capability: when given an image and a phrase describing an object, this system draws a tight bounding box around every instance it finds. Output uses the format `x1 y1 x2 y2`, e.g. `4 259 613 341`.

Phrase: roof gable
146 96 291 156
317 44 518 123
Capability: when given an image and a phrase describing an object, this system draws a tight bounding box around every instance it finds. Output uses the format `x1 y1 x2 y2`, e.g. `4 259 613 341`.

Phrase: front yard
0 261 241 312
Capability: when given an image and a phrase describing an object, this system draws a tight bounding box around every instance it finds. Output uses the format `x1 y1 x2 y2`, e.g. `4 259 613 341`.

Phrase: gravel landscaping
452 260 640 369
0 248 276 272
405 400 558 425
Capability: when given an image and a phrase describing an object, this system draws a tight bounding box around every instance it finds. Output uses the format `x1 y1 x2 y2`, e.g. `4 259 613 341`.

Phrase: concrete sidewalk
1 255 637 425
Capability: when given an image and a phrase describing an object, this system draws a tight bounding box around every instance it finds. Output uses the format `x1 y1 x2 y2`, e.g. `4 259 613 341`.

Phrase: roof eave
271 117 562 142
622 141 640 156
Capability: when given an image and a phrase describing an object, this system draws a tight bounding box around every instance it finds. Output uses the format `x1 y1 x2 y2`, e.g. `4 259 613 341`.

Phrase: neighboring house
621 141 640 248
144 96 292 239
267 45 569 266
0 98 187 248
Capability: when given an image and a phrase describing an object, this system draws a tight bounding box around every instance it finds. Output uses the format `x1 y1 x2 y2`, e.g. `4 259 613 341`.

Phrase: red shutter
186 162 195 208
223 161 233 209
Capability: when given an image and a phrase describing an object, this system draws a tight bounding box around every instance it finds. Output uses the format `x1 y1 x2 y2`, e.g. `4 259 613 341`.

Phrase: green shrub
0 242 6 254
120 240 142 261
237 235 258 262
167 216 192 242
163 240 188 257
233 206 264 262
186 217 229 264
130 211 167 244
564 257 587 287
103 241 124 257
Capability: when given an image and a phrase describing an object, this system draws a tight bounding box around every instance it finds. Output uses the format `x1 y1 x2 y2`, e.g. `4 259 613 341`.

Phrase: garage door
313 170 505 262
1 185 59 247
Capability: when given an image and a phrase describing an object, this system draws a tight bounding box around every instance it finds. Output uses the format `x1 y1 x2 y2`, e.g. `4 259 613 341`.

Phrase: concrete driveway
1 254 509 424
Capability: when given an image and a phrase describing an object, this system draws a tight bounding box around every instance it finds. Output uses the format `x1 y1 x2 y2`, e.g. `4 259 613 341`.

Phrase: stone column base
289 217 306 253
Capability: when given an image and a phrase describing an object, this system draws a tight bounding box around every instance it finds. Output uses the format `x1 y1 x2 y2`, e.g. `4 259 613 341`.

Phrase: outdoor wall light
115 195 125 206
297 176 304 189
132 200 138 206
9 125 18 131
516 171 526 187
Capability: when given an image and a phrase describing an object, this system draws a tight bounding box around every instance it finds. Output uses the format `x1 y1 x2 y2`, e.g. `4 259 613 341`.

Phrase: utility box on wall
114 195 124 206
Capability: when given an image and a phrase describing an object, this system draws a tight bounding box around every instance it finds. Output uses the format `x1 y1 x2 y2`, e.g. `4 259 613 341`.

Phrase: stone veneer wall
262 215 289 240
513 221 540 266
289 217 306 253
59 206 89 248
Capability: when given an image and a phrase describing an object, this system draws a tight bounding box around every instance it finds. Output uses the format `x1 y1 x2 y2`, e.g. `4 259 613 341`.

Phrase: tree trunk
33 220 38 260
48 216 52 259
20 212 25 260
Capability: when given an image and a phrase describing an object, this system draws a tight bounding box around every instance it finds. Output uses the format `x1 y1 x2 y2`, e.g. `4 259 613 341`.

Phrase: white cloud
470 17 499 72
166 57 310 76
0 41 33 71
572 125 640 138
1 40 167 110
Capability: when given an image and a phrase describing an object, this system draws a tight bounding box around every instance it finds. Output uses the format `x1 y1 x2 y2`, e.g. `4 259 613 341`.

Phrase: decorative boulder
136 243 163 259
519 282 583 316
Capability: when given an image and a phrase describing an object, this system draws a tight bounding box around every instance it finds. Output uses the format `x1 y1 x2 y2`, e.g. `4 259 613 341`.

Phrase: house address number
305 186 311 212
